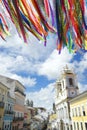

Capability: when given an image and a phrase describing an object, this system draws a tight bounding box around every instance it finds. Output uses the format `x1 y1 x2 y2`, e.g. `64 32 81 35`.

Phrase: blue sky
0 29 87 110
0 2 87 110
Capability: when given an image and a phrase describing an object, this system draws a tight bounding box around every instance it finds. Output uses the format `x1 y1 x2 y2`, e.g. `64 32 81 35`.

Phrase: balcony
20 117 24 120
0 101 4 108
13 117 24 121
15 88 26 97
4 110 14 115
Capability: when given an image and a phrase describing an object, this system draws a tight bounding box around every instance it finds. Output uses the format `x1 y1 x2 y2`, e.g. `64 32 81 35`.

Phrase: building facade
48 113 57 130
55 66 79 130
0 75 26 130
70 90 87 130
10 80 25 130
3 91 15 130
0 82 9 130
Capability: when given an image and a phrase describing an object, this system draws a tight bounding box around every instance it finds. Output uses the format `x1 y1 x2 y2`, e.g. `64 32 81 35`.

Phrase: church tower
63 65 79 98
55 65 79 103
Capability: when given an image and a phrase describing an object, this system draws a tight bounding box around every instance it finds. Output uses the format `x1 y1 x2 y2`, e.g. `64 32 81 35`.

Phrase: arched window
77 122 79 130
69 78 73 86
85 123 87 130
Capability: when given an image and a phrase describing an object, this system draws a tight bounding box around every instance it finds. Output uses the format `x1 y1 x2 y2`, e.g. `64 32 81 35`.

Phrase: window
8 104 10 110
81 122 83 130
10 106 12 111
77 122 79 130
64 126 65 130
7 92 10 96
2 95 4 101
78 107 81 116
18 112 19 117
67 127 69 130
70 125 72 130
8 125 9 128
74 122 76 130
85 123 87 130
75 108 77 116
82 106 86 116
58 83 61 87
12 126 14 130
14 111 16 116
69 78 73 86
58 83 62 92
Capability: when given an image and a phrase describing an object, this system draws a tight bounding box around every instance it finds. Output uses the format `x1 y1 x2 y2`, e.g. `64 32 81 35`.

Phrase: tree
26 99 30 106
26 99 34 107
30 100 33 107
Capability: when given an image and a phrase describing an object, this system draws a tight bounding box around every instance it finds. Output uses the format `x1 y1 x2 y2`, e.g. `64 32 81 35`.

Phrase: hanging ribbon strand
0 0 87 53
0 13 9 40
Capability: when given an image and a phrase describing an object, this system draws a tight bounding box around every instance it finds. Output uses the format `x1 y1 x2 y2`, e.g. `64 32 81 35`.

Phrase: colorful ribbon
0 0 87 53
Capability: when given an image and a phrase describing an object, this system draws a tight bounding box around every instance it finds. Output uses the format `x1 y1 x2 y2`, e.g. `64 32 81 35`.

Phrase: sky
0 2 87 111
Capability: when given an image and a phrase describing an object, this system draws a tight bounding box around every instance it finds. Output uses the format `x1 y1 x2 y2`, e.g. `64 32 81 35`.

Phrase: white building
55 66 79 130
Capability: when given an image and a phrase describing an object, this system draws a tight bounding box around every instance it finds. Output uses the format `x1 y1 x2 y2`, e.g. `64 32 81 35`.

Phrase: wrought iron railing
0 101 4 108
15 88 26 96
4 110 14 115
13 117 24 121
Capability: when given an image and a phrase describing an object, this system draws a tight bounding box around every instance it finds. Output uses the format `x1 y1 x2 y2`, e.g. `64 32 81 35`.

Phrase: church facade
55 66 79 130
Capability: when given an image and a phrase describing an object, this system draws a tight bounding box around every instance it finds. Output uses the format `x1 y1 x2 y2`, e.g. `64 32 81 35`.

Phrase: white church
55 66 79 130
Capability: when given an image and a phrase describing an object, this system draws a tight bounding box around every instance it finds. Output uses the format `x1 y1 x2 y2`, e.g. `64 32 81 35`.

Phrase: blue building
3 92 15 130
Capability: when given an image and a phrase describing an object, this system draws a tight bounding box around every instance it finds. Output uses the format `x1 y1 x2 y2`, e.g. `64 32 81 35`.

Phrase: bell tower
62 65 79 99
55 66 79 103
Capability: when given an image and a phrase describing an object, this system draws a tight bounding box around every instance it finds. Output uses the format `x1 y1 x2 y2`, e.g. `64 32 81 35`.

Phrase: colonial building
48 113 57 130
0 82 9 130
69 90 87 130
0 75 26 130
55 66 79 130
13 80 25 130
3 91 15 130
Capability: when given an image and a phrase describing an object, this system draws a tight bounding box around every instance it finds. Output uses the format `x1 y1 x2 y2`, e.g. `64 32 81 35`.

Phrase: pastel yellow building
70 90 87 130
48 113 57 130
49 113 57 122
0 82 9 130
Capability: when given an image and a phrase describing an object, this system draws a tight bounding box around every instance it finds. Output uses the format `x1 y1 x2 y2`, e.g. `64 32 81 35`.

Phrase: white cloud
72 52 87 84
26 83 55 110
78 82 87 93
37 48 73 80
0 30 57 73
11 74 37 87
0 53 37 87
0 29 56 87
76 52 87 73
